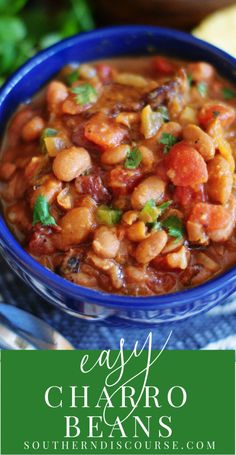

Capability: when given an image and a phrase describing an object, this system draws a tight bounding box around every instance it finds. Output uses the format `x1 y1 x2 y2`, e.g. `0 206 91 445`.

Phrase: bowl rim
0 24 236 310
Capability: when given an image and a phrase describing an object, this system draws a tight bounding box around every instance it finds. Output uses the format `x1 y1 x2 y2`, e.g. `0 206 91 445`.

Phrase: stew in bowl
1 53 236 297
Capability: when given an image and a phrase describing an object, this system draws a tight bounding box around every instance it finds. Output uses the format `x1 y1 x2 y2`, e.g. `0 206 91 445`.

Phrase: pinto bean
156 121 182 141
131 176 165 210
139 146 155 170
207 154 233 204
122 210 139 225
53 146 91 182
22 116 45 142
46 81 68 112
59 207 93 248
0 162 16 181
135 230 168 264
101 144 129 165
93 226 120 259
187 62 214 82
166 246 190 270
30 174 62 208
183 124 215 161
127 221 148 242
88 251 123 289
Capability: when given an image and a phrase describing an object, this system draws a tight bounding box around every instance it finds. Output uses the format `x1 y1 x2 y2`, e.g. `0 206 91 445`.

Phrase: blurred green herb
71 83 97 105
124 147 142 169
0 0 94 85
222 87 236 100
197 82 207 97
159 132 178 154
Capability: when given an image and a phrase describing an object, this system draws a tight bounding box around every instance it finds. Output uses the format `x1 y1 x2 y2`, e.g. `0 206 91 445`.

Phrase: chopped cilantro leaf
197 82 207 97
33 195 56 226
66 69 79 86
140 199 172 223
97 205 122 226
159 133 178 154
71 83 97 105
161 215 184 241
222 87 236 100
124 147 142 169
187 73 193 86
157 200 173 213
148 221 162 232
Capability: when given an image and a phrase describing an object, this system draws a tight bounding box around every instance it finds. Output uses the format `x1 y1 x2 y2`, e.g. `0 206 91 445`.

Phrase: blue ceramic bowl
0 25 236 324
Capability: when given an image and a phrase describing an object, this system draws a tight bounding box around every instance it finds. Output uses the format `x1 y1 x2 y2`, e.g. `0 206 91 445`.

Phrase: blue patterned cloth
1 256 236 350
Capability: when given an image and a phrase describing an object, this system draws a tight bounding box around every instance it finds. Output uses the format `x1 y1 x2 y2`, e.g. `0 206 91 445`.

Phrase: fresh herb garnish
140 199 159 223
71 83 97 105
159 133 178 154
33 195 56 226
187 73 193 86
161 215 184 241
124 147 142 169
140 199 172 223
66 69 79 86
97 205 122 226
157 106 169 123
157 200 173 213
148 221 162 232
197 82 207 97
222 87 236 100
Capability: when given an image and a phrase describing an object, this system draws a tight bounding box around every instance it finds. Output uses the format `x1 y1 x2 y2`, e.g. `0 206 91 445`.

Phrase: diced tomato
174 185 206 210
152 56 176 75
188 203 231 231
166 141 208 187
96 63 114 83
108 166 142 195
198 101 235 129
75 175 111 203
155 162 169 183
84 113 127 149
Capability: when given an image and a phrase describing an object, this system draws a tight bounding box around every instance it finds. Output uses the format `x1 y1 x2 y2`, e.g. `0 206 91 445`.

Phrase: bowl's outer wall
1 26 236 323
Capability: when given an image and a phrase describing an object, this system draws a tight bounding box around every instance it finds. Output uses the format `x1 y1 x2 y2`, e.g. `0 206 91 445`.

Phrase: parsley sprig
33 195 56 226
161 215 185 241
124 147 142 169
71 83 97 105
159 133 178 154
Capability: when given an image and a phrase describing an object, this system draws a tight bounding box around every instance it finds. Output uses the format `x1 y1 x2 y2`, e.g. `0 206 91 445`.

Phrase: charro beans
1 55 236 295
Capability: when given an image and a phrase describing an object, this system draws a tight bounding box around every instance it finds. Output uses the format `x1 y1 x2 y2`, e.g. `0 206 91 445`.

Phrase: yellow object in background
193 4 236 57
